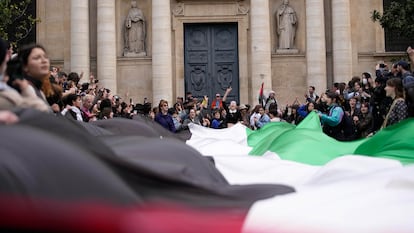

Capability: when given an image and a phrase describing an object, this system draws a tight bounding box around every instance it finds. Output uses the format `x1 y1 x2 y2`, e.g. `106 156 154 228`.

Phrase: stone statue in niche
275 0 298 52
124 0 146 57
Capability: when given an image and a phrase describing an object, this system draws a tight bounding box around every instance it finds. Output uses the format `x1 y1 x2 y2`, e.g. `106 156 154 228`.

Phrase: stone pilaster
306 0 327 93
332 0 353 83
70 0 90 82
97 0 117 93
152 0 173 104
250 0 272 104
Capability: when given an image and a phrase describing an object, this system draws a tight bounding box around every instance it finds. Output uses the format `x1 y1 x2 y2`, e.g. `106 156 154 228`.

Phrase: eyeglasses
162 104 168 107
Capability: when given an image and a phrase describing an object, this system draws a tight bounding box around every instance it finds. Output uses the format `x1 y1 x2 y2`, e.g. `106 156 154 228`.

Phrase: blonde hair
158 99 168 112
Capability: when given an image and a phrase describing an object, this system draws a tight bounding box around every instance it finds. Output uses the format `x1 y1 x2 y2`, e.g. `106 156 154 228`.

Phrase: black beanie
0 38 8 65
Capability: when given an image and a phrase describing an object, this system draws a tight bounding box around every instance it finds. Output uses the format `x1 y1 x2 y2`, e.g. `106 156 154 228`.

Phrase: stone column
306 0 327 93
97 0 117 93
152 0 173 104
332 0 353 83
250 0 272 105
70 0 90 83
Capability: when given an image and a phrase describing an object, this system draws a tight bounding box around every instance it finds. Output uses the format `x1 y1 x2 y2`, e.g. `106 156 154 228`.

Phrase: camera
379 63 386 68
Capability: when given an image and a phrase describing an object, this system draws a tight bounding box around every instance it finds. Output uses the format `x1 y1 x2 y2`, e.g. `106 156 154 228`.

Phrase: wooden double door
184 23 239 103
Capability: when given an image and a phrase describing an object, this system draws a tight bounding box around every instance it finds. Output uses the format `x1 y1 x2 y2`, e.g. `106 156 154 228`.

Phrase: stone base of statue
123 51 147 57
276 48 299 54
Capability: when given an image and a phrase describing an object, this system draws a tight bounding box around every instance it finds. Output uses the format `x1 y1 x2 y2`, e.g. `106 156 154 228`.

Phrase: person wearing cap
238 104 250 127
264 90 278 113
396 60 411 77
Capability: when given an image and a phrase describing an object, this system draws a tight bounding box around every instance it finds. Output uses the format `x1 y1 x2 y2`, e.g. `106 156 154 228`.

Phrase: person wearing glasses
211 87 232 110
155 99 176 133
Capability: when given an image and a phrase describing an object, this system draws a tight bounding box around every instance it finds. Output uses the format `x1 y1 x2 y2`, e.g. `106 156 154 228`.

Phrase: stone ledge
275 49 299 54
358 52 406 58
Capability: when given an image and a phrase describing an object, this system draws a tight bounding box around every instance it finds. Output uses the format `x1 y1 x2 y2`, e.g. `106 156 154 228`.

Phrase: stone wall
35 0 406 107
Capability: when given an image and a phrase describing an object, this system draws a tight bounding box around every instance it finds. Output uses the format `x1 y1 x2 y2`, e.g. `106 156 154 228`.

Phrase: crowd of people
1 37 413 141
152 56 414 142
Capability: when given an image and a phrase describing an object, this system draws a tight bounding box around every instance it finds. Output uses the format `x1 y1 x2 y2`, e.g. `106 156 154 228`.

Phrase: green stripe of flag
247 112 414 165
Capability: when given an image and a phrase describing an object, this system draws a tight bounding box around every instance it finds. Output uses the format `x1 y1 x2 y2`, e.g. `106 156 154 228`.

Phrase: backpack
337 107 356 141
323 106 355 141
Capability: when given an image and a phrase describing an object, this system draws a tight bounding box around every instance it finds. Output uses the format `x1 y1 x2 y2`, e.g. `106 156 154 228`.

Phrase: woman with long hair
18 44 51 101
382 78 408 128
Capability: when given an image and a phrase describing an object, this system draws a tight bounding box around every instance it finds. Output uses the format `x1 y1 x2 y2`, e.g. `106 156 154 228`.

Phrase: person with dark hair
382 78 408 128
397 60 411 75
370 75 390 131
0 40 50 112
183 91 194 111
211 109 224 129
250 104 270 129
361 72 374 103
182 108 201 130
284 104 300 125
397 60 414 117
168 107 182 131
173 102 186 121
18 44 51 101
98 98 113 120
355 102 374 138
297 101 315 120
317 92 346 140
67 72 81 86
58 71 68 86
61 93 83 121
305 86 319 103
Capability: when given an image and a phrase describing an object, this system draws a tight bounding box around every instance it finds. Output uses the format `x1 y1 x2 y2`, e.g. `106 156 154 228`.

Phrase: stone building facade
36 0 405 106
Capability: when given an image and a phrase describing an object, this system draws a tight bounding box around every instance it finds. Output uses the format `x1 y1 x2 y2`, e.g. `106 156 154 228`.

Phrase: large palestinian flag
187 112 414 233
1 109 413 233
